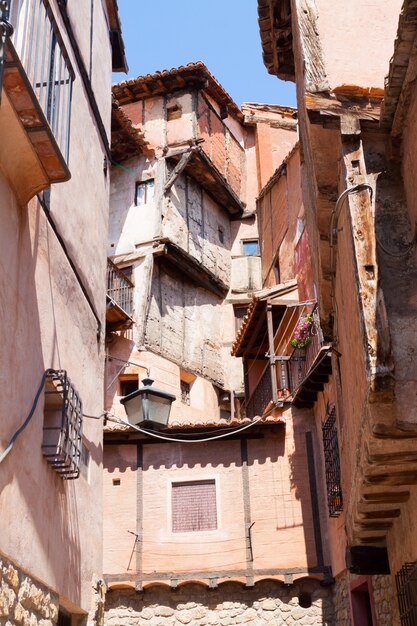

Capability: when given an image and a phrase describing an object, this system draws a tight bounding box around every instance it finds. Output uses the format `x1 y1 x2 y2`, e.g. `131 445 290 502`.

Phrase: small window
119 375 139 397
218 226 225 244
167 103 182 121
180 380 191 405
135 179 154 206
242 239 259 256
172 480 217 533
234 306 247 332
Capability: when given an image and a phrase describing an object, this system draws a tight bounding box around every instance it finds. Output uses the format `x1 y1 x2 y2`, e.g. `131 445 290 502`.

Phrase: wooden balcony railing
106 259 134 331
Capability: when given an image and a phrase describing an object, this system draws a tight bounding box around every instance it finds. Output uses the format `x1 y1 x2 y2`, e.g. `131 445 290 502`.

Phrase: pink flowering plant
291 314 315 349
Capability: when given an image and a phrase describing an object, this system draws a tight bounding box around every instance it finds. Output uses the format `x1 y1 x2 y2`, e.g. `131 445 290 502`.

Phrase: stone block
2 565 19 591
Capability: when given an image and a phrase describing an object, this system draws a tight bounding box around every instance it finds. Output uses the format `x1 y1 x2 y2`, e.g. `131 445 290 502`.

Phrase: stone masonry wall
0 554 59 626
333 570 397 626
104 579 335 626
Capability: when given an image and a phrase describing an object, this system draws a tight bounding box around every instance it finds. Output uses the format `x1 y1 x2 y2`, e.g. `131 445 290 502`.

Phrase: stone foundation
104 579 335 626
0 554 59 626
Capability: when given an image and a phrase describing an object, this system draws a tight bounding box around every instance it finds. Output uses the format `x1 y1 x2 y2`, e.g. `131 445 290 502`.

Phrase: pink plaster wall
311 0 403 91
0 0 113 613
103 411 320 581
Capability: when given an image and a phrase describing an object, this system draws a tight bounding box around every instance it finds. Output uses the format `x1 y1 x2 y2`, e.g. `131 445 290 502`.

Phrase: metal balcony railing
288 305 324 390
107 259 134 319
9 0 74 161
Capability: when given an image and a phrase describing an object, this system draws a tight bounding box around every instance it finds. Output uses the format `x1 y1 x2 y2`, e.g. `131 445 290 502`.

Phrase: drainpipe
0 0 12 101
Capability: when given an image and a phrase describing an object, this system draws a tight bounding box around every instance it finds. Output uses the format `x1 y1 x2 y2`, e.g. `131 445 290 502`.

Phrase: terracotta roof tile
112 61 243 121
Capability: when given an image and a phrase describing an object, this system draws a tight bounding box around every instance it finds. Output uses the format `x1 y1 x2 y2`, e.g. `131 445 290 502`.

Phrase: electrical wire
104 413 266 443
376 235 415 258
0 369 53 465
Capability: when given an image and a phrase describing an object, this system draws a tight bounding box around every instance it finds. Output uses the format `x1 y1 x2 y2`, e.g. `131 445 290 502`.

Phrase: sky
115 0 296 109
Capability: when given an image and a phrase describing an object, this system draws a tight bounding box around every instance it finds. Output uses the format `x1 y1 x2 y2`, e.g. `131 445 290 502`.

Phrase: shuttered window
172 480 217 532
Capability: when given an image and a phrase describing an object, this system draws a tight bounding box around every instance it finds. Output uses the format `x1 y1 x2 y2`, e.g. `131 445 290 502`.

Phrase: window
119 375 139 397
218 226 225 244
42 370 83 480
234 306 247 332
167 103 182 121
135 179 154 206
179 369 195 405
322 405 343 517
172 480 217 532
242 239 259 256
396 562 417 626
180 380 191 405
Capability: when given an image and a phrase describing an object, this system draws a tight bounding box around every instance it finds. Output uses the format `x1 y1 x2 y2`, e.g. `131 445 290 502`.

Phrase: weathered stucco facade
258 0 417 624
0 0 125 622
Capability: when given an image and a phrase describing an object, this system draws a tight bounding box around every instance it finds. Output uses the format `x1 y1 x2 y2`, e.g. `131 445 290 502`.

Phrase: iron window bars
42 369 83 479
322 405 343 517
396 562 417 626
9 0 74 161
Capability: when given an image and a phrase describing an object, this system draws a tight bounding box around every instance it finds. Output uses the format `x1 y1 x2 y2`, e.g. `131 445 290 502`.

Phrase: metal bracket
264 353 290 362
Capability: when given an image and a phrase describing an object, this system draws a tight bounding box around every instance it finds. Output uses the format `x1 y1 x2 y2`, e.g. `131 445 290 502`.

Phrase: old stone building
102 63 337 625
259 0 417 623
0 1 126 624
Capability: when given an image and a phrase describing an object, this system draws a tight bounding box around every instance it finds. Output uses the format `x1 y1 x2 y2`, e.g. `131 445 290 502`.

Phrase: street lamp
120 377 176 430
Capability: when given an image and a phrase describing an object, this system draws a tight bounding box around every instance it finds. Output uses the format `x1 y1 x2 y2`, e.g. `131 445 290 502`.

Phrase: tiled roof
111 99 149 162
112 61 243 121
231 281 298 357
104 413 284 434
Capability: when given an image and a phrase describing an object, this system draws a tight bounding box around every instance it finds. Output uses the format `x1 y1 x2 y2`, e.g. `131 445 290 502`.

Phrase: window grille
172 480 217 532
396 561 417 626
42 369 83 480
322 406 343 517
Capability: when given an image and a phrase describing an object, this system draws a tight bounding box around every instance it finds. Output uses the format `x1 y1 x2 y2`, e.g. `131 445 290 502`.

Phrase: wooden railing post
267 304 278 404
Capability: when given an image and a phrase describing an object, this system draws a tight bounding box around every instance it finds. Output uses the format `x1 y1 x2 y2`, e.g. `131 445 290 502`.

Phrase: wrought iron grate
42 369 83 480
396 561 417 626
322 406 343 517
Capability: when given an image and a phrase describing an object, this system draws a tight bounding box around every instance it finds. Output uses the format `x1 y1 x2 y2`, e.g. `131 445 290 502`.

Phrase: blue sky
115 0 296 108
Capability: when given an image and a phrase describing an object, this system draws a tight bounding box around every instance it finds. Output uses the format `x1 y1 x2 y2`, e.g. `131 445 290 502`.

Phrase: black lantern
120 377 176 430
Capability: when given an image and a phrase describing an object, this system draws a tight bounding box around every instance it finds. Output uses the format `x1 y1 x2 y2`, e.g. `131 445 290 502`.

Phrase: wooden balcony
106 259 134 332
0 0 73 205
234 291 332 417
287 306 332 408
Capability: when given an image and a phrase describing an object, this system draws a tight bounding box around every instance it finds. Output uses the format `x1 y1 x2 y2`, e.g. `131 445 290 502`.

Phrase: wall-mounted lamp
120 377 176 430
